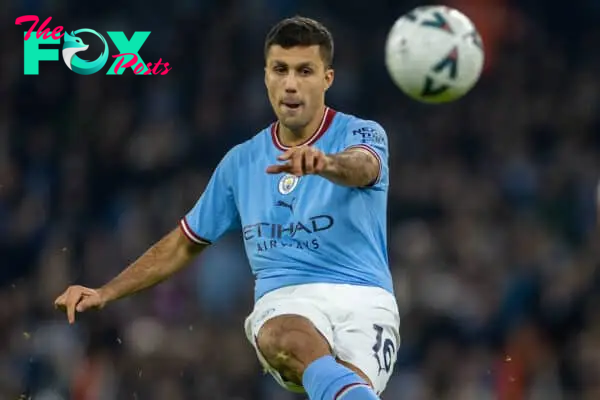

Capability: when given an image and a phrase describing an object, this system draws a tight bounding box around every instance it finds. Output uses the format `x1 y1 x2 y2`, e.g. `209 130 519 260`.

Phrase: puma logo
275 198 295 213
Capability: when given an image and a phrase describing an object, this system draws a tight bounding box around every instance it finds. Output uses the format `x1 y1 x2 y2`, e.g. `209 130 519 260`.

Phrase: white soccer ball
384 5 484 104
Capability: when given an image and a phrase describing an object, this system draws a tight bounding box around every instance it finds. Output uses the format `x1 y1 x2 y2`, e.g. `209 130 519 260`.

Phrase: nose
283 72 298 93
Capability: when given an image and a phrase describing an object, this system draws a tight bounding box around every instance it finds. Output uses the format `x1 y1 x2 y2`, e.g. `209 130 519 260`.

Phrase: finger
314 153 327 173
290 151 305 176
76 288 100 312
266 163 292 174
77 296 97 312
304 151 316 174
54 293 66 308
277 149 295 161
65 289 82 324
81 287 98 296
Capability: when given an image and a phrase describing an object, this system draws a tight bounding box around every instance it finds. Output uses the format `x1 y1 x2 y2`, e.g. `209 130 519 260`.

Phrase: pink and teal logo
62 29 109 75
16 15 172 75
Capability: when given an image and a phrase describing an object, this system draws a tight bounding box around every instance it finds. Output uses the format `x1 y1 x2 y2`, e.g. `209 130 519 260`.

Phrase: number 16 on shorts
372 324 396 375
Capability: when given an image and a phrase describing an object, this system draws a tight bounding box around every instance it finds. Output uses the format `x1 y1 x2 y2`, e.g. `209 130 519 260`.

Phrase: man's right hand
54 285 107 324
52 227 205 324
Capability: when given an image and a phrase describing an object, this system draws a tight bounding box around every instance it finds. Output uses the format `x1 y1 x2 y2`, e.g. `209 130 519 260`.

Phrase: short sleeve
179 149 240 244
343 120 389 189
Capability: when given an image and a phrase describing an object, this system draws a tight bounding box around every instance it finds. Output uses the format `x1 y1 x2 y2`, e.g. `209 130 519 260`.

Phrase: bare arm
99 226 206 302
55 226 207 323
319 148 380 188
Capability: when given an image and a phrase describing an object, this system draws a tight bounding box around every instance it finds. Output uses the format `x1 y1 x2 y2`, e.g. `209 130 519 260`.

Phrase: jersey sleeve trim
344 144 382 186
179 217 212 245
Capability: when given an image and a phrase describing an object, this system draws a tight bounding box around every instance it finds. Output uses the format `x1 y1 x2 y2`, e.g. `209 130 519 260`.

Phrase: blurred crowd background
2 0 600 399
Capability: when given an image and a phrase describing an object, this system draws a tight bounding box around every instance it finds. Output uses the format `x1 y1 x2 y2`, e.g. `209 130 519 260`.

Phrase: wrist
97 286 114 304
321 154 336 175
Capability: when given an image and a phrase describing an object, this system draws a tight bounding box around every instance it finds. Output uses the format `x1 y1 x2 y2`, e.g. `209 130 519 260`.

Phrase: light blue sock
302 355 379 399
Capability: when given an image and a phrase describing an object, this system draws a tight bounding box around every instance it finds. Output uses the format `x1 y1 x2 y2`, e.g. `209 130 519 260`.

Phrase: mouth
281 101 303 111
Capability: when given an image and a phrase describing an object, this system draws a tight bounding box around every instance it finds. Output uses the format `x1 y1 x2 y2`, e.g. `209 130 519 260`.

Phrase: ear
325 68 334 91
264 66 268 88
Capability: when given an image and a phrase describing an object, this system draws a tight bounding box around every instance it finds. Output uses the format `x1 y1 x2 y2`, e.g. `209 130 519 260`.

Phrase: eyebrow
271 61 316 68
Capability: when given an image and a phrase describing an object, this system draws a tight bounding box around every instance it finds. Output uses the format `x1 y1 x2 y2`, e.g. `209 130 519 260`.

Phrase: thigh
245 288 334 349
244 287 335 393
257 315 331 382
332 292 400 395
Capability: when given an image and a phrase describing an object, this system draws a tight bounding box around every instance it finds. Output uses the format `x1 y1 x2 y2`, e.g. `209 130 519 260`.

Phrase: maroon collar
271 107 336 150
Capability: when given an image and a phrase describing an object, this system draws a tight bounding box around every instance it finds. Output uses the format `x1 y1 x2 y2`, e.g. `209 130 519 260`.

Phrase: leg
256 314 331 384
337 359 373 387
257 314 380 399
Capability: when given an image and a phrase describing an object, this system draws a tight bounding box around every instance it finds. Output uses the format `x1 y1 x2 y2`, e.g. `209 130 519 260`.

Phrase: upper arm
179 148 241 245
343 120 389 188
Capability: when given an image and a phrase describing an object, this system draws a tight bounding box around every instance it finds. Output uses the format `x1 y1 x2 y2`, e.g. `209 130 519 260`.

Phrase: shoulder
332 111 388 145
222 124 273 166
344 113 386 133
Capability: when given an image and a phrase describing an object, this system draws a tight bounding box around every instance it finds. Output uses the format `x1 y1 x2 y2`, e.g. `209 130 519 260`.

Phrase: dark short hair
264 16 334 68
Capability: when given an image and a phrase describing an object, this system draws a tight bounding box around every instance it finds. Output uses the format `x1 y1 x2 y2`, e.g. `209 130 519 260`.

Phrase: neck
278 105 327 147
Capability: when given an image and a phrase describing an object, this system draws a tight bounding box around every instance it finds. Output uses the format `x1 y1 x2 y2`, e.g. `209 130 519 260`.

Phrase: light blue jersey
180 107 393 301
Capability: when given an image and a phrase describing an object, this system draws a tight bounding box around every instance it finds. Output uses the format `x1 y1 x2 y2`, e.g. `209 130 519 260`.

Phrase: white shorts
244 283 400 395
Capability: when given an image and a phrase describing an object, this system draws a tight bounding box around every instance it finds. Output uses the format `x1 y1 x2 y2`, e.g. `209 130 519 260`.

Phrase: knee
257 315 330 375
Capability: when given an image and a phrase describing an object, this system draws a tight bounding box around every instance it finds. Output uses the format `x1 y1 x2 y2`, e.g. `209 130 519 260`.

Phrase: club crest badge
278 174 299 195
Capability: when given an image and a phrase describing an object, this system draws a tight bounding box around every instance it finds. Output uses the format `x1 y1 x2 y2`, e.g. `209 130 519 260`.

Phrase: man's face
265 45 334 131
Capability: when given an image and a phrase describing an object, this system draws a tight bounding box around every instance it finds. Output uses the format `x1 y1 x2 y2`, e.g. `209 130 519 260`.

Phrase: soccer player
55 16 400 400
